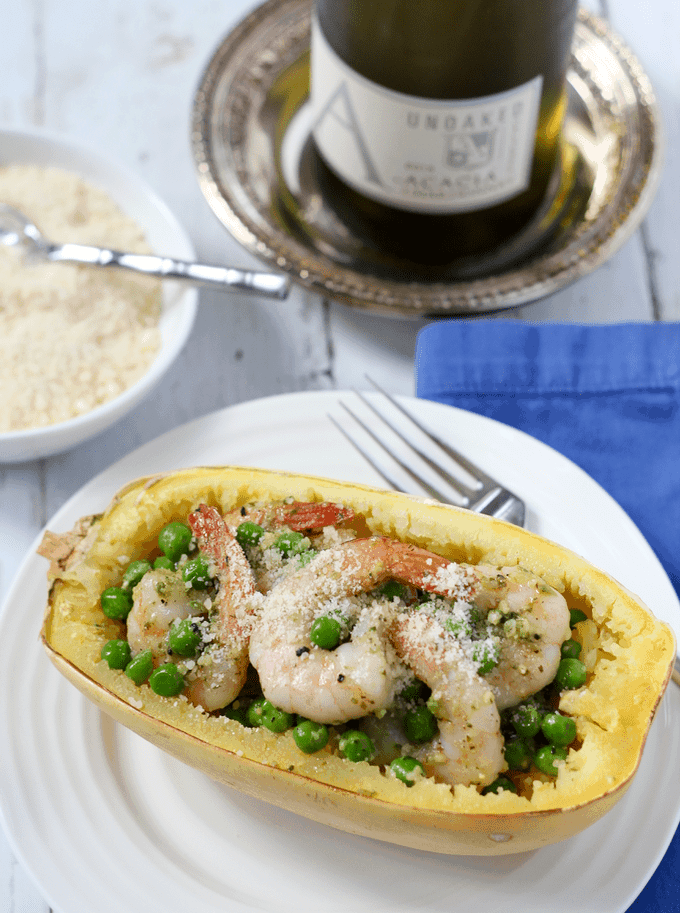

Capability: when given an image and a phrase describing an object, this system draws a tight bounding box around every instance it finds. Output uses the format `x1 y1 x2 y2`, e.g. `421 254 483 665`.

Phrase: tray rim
191 0 665 317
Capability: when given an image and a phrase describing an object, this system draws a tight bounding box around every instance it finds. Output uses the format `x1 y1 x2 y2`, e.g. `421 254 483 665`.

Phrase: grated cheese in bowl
0 127 197 462
0 165 162 432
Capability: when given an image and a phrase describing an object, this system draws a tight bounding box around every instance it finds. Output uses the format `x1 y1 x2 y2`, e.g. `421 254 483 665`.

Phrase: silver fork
329 378 525 527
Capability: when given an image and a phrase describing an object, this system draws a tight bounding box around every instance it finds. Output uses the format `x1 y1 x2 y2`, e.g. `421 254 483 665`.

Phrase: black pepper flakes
296 646 310 656
337 674 345 682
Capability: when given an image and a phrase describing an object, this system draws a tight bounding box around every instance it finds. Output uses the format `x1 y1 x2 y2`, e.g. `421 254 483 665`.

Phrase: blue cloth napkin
415 319 680 913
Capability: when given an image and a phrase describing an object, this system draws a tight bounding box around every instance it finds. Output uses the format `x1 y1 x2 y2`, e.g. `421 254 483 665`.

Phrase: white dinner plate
1 391 679 913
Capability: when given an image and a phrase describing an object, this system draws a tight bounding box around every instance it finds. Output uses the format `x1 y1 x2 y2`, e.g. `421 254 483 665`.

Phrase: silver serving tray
192 0 663 317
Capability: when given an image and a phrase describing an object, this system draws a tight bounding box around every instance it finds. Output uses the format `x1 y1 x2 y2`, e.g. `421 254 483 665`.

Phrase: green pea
504 738 533 771
338 730 375 762
468 605 482 625
534 744 568 776
149 663 185 697
541 712 577 747
125 649 154 685
181 554 213 590
295 548 318 568
510 704 543 739
246 698 294 733
260 700 295 733
293 719 330 753
378 580 407 600
167 618 202 657
310 615 342 650
473 640 500 675
235 521 264 549
100 586 133 621
561 638 582 659
247 698 267 728
444 617 472 638
122 559 152 591
555 658 587 690
153 555 174 570
274 530 309 557
390 756 425 787
404 705 439 743
481 776 518 796
570 609 588 628
399 679 429 704
158 521 193 562
221 702 249 726
100 639 132 670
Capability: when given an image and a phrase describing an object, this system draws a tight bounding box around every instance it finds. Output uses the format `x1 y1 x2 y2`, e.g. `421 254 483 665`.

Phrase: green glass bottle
310 0 578 273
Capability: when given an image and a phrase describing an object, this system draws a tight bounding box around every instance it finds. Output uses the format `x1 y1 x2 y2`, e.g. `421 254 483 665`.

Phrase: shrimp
126 505 259 712
249 536 567 788
126 568 193 657
412 558 571 710
390 610 505 788
224 501 355 534
469 564 571 710
248 537 472 725
126 566 237 711
225 499 358 595
185 504 259 711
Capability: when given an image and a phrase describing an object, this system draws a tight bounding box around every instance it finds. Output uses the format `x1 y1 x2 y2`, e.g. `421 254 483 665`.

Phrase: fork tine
350 391 480 501
365 376 497 486
363 379 525 523
330 406 468 505
332 385 526 526
328 413 419 496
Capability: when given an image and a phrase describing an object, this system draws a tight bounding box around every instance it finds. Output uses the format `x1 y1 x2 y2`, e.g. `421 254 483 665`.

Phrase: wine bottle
310 0 578 273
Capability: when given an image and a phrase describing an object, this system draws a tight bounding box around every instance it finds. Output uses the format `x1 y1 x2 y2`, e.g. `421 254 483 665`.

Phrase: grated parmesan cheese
0 164 162 432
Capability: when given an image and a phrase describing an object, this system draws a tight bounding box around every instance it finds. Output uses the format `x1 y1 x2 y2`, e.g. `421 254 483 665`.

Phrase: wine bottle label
310 15 543 214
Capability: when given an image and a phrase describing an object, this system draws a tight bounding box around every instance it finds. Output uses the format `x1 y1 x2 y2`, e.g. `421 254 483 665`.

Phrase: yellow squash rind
40 466 675 855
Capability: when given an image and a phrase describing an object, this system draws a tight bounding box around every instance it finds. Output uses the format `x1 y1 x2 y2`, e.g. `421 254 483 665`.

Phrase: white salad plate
0 391 678 913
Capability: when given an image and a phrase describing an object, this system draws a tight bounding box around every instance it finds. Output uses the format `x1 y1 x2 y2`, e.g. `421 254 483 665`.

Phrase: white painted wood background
0 0 677 908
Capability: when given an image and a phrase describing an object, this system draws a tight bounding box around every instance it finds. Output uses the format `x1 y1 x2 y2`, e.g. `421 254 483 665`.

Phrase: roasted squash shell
40 466 675 855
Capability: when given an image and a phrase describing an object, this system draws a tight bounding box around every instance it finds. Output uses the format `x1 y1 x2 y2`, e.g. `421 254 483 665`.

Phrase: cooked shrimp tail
266 501 355 531
188 504 255 627
185 504 258 710
226 500 355 533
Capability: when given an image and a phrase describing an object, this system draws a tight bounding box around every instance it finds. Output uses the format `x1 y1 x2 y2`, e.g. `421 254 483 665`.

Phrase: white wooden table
1 0 678 909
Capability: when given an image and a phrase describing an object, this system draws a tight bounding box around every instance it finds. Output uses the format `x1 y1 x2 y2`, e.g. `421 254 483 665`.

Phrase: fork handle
45 243 290 300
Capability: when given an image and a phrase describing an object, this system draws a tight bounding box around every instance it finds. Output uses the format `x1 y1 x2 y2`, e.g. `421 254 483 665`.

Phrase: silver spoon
0 203 290 300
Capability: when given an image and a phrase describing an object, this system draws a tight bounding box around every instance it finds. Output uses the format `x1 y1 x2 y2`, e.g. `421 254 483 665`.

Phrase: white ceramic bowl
0 127 198 462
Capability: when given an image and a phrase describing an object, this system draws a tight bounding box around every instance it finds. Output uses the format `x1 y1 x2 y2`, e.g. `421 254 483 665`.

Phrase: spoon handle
46 243 290 300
